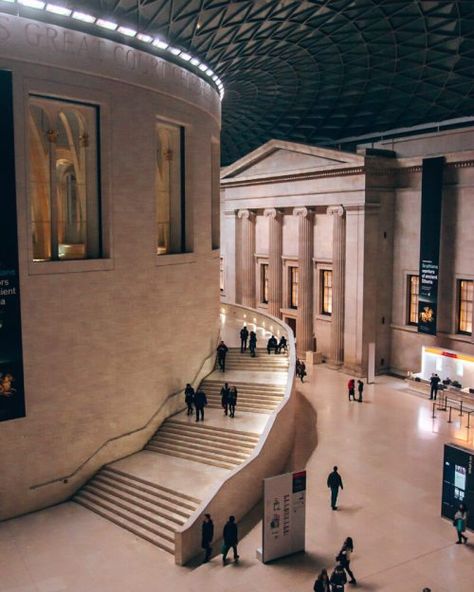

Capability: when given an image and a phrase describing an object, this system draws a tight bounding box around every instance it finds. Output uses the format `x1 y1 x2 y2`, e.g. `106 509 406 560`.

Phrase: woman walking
329 564 347 591
313 568 330 592
337 537 356 585
454 503 468 544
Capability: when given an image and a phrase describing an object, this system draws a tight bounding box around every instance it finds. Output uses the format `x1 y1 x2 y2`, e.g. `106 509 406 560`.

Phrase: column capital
293 207 313 219
263 208 283 220
237 209 256 221
326 205 345 217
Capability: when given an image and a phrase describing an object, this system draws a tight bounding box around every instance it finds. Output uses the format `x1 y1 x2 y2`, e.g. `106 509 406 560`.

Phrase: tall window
408 275 419 325
29 97 100 261
289 266 298 309
219 257 224 292
156 121 184 255
458 280 473 335
261 263 269 304
321 270 332 315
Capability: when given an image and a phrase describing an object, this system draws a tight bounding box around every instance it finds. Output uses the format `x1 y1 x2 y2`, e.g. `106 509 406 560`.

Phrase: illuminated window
407 275 419 325
458 279 473 335
289 266 298 309
261 263 269 304
219 257 224 292
29 96 101 261
156 121 185 255
321 270 332 315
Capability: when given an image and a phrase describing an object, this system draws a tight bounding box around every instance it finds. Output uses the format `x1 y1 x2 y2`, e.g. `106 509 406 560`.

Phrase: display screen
454 465 466 491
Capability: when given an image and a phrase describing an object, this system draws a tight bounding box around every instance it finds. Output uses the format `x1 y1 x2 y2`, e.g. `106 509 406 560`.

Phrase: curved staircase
202 379 285 413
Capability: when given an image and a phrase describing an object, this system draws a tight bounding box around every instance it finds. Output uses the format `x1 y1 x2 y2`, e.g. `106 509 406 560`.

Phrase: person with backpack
336 537 356 585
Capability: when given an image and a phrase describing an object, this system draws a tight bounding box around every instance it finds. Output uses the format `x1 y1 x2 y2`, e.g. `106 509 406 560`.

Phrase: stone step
149 433 252 459
204 391 283 402
155 429 255 452
207 380 286 389
166 419 260 441
145 445 236 470
201 382 285 394
159 425 258 448
92 474 191 522
73 494 174 554
82 483 181 531
227 348 289 356
206 403 272 414
205 400 277 412
101 466 200 506
146 440 246 466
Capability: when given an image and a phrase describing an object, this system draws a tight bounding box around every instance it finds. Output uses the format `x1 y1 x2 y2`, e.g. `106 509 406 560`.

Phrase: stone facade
0 15 220 519
220 134 474 377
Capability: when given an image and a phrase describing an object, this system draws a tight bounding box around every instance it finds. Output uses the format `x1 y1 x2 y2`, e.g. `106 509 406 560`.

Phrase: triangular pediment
221 139 365 180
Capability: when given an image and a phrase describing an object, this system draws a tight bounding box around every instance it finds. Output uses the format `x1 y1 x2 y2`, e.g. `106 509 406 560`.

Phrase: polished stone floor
1 366 473 591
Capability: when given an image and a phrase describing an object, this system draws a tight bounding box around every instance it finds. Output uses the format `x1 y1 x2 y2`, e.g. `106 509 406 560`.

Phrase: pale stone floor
1 367 474 592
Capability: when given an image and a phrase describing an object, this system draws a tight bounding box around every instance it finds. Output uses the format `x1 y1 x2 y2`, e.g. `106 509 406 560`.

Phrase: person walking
249 331 257 357
299 360 307 383
222 515 239 564
337 537 356 585
228 385 238 418
327 466 343 510
194 388 207 422
429 373 441 400
184 383 195 416
240 325 249 353
277 335 287 354
201 513 214 563
454 503 468 544
216 340 229 372
329 564 347 591
313 568 330 592
347 378 355 401
357 380 364 403
220 382 230 416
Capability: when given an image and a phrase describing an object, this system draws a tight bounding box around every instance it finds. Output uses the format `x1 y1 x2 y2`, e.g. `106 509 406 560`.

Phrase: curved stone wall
0 14 220 519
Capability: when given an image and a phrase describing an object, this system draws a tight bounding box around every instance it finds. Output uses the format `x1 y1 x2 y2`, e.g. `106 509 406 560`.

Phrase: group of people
314 537 356 591
220 382 238 417
184 384 208 422
347 378 363 402
201 514 239 565
296 358 307 382
240 325 258 356
266 334 288 354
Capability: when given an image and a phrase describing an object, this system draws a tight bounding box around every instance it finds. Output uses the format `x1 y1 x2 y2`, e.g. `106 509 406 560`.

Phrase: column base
326 359 344 370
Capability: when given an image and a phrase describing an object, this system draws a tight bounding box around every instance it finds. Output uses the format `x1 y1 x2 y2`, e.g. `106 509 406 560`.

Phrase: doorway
285 317 296 339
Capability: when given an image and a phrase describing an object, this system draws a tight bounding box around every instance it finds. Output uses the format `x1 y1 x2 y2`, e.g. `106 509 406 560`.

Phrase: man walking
220 382 230 416
201 513 214 563
216 340 229 372
327 466 343 510
240 325 249 353
222 515 239 564
194 388 207 422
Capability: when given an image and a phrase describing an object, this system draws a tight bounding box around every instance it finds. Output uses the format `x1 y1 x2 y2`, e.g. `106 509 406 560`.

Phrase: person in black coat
228 385 238 418
201 513 214 563
276 335 287 354
222 515 239 564
313 568 330 592
249 331 257 357
357 380 364 403
184 383 194 416
330 564 347 591
221 382 230 416
327 466 343 510
430 373 440 400
240 326 249 353
194 389 207 422
267 335 278 354
217 341 229 371
337 537 356 585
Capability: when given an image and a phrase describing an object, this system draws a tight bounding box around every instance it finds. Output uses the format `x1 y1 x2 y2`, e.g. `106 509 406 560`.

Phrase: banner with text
418 156 444 335
0 70 26 422
262 470 306 563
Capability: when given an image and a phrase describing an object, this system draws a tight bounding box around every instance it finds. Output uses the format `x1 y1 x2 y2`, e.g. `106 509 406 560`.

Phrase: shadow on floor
287 388 318 472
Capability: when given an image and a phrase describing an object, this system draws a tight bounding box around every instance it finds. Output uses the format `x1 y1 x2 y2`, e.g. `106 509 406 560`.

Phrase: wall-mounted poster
0 70 25 422
418 156 444 335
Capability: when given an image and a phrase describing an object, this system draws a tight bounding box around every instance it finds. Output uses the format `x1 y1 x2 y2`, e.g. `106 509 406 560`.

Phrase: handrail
30 342 219 490
175 302 297 565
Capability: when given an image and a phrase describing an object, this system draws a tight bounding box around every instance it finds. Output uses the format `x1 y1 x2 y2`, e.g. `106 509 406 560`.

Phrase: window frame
457 279 473 335
260 262 269 304
289 265 298 310
407 274 419 326
320 269 333 316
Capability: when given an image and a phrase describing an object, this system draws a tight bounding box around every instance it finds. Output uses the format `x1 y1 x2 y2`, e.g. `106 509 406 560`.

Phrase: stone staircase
145 418 260 469
217 348 289 372
73 466 200 554
201 379 285 414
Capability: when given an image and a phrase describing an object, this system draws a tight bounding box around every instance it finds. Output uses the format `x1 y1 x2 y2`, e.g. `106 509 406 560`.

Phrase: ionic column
264 208 283 318
293 207 314 354
237 209 256 308
327 205 346 368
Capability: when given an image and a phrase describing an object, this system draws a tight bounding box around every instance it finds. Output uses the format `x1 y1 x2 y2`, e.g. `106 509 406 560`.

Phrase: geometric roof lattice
68 1 474 164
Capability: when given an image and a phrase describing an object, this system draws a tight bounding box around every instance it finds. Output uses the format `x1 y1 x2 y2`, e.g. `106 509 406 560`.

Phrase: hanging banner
262 470 306 563
418 156 444 335
0 70 26 422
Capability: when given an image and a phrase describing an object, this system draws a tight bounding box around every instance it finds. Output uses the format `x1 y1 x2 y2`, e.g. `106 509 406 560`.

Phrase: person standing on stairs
249 331 257 357
222 515 239 565
201 513 214 563
194 388 207 422
240 325 249 353
217 340 229 372
184 383 195 416
229 385 238 418
221 382 230 416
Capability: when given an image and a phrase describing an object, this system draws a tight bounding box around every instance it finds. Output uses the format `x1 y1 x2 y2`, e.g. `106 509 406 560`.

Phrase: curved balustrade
174 302 297 565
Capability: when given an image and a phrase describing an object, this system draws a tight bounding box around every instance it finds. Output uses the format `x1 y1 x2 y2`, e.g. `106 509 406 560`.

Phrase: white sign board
262 470 306 563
